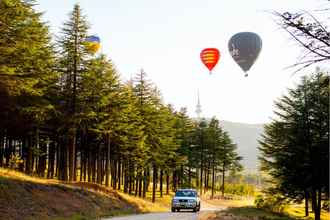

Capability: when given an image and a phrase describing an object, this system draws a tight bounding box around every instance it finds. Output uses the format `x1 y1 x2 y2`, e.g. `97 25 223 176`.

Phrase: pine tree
57 3 90 181
0 0 57 174
259 73 329 220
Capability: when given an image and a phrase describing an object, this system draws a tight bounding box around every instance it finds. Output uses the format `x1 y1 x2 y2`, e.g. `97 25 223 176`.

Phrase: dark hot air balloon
200 48 220 74
228 32 262 77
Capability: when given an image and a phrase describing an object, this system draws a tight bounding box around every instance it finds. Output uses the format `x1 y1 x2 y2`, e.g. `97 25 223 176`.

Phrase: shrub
254 194 264 208
254 193 288 213
224 183 256 196
9 153 23 169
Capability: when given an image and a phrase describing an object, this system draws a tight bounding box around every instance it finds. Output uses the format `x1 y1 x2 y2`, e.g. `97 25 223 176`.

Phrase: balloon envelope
200 48 220 73
85 35 101 53
86 35 100 43
228 32 262 73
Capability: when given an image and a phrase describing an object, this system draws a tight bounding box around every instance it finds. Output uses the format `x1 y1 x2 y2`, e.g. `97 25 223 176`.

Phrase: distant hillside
220 121 264 172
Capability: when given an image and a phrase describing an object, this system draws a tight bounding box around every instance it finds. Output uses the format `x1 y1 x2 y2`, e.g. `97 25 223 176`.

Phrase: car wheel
193 207 197 212
197 204 201 211
177 208 180 212
171 208 175 212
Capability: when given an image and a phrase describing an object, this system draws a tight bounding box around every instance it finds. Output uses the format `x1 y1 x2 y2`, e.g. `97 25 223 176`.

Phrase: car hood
173 197 196 200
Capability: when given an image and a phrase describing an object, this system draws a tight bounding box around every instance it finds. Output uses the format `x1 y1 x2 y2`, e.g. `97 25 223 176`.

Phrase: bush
322 200 329 211
224 183 256 196
254 193 288 213
9 153 23 169
254 194 264 208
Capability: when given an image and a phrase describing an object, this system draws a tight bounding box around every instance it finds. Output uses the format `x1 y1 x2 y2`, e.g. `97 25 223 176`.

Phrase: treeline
0 0 242 202
259 73 329 220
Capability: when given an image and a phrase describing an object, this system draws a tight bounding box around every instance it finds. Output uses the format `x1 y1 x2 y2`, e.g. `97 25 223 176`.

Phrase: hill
220 121 264 172
0 168 168 220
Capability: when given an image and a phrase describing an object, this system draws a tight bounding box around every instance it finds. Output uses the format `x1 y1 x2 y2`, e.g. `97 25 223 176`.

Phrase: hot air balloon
228 32 262 77
85 35 101 53
200 48 220 74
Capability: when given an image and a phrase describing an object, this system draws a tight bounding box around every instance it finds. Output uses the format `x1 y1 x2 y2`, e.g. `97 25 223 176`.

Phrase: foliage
0 1 244 207
254 194 289 213
272 4 330 72
224 183 255 197
254 194 264 208
259 72 329 220
8 153 23 169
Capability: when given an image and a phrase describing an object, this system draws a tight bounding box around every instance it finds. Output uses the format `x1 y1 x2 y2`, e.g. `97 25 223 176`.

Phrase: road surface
103 201 224 220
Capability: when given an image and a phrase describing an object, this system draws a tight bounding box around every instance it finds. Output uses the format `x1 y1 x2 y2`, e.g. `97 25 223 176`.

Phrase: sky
35 0 327 124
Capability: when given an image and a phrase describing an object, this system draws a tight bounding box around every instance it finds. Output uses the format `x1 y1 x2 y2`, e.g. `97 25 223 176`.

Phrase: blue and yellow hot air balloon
85 35 101 54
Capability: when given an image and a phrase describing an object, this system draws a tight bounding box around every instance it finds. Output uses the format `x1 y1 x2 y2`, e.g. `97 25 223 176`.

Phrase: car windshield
175 190 196 197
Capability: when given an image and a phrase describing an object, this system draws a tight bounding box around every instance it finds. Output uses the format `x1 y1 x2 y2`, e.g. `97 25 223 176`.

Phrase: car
171 189 201 212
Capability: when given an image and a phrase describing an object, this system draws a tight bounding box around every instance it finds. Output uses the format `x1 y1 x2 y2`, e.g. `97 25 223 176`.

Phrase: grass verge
215 206 296 220
0 168 171 220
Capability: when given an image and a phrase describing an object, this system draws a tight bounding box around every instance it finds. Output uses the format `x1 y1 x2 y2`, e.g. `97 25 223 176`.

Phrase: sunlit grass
205 197 254 207
285 203 330 220
0 167 62 185
116 188 174 212
216 206 296 220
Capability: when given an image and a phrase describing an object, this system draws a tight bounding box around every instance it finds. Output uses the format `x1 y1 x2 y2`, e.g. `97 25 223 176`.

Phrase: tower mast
196 90 202 119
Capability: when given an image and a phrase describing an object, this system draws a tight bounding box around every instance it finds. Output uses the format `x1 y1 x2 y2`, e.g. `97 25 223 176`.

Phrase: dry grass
0 168 141 220
117 192 169 213
213 207 296 220
204 198 254 208
0 168 177 220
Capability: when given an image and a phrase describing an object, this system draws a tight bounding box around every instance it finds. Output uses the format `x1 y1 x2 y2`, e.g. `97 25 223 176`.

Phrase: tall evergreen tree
57 3 89 181
0 0 57 174
259 73 329 220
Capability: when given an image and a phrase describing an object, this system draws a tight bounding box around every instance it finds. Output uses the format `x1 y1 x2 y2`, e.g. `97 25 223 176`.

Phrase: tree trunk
160 169 163 198
47 139 56 179
88 149 92 182
97 145 102 184
188 166 192 188
26 135 33 174
80 150 84 182
314 188 321 220
118 159 121 190
166 171 169 195
138 171 142 197
173 170 177 192
143 169 147 198
200 166 203 196
211 161 215 199
37 133 47 177
152 164 157 203
135 173 139 196
222 162 225 197
105 135 110 186
68 128 76 182
128 161 133 195
304 189 309 216
204 167 207 193
73 139 78 182
92 153 96 183
124 161 128 193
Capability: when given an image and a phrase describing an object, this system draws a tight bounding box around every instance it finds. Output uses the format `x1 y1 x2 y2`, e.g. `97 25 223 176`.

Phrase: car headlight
172 199 179 203
188 199 196 203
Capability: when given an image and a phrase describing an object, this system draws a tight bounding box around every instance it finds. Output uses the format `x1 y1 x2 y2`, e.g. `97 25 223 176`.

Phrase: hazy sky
36 0 326 124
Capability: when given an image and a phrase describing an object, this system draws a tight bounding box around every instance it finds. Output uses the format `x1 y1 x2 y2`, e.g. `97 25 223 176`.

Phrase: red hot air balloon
200 48 220 74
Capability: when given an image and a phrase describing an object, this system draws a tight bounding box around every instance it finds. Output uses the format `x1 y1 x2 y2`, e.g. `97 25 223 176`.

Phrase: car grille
179 199 188 202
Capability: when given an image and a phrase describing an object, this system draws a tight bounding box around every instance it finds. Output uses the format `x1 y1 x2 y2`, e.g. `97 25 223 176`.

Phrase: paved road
103 201 224 220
